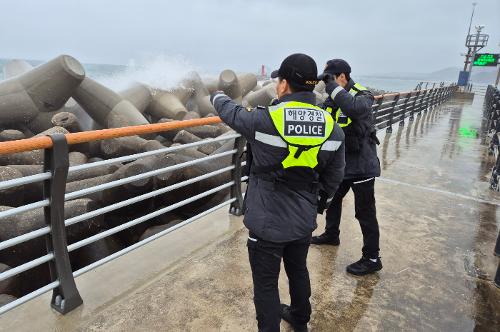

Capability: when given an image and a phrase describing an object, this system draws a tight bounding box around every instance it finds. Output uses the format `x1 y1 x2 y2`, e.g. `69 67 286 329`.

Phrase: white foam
95 54 200 93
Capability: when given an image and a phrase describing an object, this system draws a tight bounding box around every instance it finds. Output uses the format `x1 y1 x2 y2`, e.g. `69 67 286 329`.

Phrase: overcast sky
0 0 498 75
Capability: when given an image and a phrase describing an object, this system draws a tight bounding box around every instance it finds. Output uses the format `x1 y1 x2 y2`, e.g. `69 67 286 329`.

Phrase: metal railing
0 117 246 315
0 84 457 315
485 85 500 191
372 84 457 133
482 85 500 289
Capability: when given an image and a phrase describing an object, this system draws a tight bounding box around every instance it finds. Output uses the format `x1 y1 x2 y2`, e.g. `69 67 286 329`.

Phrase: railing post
229 135 246 216
490 134 500 191
43 134 83 314
493 224 499 288
434 87 441 106
425 87 434 112
409 90 421 121
495 262 500 288
372 96 384 117
386 93 400 133
428 84 435 109
439 87 446 104
400 93 412 126
433 84 438 108
435 86 442 106
495 230 500 257
372 96 384 130
418 89 428 115
442 86 448 103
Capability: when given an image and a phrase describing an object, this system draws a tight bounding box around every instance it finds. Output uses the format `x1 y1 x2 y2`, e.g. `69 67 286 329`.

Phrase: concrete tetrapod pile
1 55 325 305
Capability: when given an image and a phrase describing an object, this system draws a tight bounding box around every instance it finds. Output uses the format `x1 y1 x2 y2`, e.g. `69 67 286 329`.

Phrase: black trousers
247 232 312 332
325 177 380 258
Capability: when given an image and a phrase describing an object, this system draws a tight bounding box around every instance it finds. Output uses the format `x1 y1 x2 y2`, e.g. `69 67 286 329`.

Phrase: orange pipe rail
0 117 222 155
0 86 450 155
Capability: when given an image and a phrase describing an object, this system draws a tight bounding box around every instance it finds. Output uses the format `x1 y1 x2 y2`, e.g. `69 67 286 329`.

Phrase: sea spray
95 54 200 93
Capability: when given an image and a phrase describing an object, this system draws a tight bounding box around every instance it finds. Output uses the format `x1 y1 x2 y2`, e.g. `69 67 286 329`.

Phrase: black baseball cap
270 53 318 91
318 59 351 80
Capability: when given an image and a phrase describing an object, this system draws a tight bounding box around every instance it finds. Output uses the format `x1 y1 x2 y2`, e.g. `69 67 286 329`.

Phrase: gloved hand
320 73 333 84
317 190 331 214
324 78 340 96
210 91 226 106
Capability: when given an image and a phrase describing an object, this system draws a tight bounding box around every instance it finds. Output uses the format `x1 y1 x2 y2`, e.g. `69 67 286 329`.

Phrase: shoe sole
346 265 383 276
311 242 340 246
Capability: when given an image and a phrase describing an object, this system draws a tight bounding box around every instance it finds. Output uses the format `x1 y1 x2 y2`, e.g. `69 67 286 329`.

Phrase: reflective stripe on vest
326 83 367 128
255 131 341 151
266 101 334 169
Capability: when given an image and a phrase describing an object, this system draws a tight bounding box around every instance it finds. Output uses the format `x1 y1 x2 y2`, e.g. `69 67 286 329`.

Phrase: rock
0 130 25 142
0 166 24 206
0 199 104 295
183 111 200 120
0 55 85 125
51 112 82 133
68 151 88 166
0 263 19 296
120 83 153 114
147 91 188 121
72 77 150 130
100 136 148 159
27 110 64 133
0 150 43 166
238 73 258 97
185 125 220 138
173 130 201 145
183 72 216 117
243 82 277 107
218 69 242 102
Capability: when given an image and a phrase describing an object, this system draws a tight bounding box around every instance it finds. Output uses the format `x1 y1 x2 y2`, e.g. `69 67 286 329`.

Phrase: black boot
346 256 382 276
280 304 308 332
311 233 340 246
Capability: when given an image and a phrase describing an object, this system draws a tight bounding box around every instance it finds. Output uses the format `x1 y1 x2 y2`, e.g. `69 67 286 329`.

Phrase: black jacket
323 79 380 179
212 91 345 242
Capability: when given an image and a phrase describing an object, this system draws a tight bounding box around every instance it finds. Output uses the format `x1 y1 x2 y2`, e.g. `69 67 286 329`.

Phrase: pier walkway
1 94 500 331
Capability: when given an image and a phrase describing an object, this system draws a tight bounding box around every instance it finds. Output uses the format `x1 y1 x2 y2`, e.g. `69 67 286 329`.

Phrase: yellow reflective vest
326 83 368 128
268 101 335 169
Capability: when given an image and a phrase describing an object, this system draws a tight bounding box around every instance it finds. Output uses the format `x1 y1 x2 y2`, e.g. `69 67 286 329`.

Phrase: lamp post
463 2 478 72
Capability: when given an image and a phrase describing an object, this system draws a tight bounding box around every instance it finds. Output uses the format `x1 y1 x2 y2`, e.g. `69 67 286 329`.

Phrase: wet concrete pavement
1 94 499 331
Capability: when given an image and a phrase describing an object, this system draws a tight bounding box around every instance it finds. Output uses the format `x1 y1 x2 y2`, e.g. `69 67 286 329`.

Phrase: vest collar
277 91 316 105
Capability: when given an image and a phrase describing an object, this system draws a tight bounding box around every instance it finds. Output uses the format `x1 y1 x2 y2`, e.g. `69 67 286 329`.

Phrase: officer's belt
253 174 319 194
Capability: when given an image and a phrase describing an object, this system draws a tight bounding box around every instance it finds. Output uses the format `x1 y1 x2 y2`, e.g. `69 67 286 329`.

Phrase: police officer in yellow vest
211 54 345 332
312 59 383 276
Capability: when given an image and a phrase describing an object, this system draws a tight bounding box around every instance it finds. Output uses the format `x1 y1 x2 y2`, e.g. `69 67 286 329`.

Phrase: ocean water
0 56 198 92
0 57 446 94
0 58 126 82
357 76 445 93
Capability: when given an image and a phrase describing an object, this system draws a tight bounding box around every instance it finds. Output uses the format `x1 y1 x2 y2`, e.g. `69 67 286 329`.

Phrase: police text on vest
284 108 326 137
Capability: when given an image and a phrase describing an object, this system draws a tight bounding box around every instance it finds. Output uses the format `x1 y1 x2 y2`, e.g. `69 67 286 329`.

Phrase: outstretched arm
211 92 258 142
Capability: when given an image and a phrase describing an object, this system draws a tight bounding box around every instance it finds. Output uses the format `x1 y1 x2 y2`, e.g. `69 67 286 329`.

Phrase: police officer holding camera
312 59 383 276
